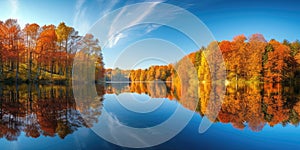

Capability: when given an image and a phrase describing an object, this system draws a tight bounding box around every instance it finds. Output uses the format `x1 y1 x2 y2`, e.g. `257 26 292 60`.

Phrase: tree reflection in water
0 82 300 141
107 82 300 132
0 84 104 141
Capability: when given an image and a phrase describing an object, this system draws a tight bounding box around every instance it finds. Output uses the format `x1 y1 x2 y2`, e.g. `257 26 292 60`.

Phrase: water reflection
107 82 300 132
0 84 92 141
0 82 299 142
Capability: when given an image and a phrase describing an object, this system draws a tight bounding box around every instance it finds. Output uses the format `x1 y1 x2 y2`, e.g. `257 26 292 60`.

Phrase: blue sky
1 0 300 69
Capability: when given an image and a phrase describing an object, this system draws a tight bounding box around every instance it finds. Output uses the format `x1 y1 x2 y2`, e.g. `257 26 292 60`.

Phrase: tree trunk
16 57 19 82
35 63 41 81
28 51 32 82
65 39 69 80
0 57 3 81
51 60 54 81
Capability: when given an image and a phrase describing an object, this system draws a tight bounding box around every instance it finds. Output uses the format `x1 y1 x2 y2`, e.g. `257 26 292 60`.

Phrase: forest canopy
0 19 105 84
127 34 300 84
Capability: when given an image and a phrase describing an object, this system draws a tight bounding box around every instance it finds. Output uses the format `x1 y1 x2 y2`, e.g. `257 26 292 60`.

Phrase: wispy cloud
107 2 161 37
97 0 119 17
106 1 167 48
108 33 127 48
9 0 19 18
145 24 161 34
73 0 183 48
104 111 149 146
73 0 120 35
73 0 90 35
75 0 85 10
106 24 162 48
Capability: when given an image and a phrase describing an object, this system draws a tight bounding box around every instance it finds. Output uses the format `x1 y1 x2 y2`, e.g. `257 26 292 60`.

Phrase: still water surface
0 83 300 150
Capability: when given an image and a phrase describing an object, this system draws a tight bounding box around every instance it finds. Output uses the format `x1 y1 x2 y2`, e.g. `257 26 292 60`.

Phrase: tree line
0 19 105 84
128 34 300 84
129 65 174 82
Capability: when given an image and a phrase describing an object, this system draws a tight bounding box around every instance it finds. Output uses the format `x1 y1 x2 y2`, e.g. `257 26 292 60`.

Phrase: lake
0 82 300 150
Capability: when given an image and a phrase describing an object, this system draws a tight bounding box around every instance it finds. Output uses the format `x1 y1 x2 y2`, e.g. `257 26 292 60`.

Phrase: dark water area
0 82 300 150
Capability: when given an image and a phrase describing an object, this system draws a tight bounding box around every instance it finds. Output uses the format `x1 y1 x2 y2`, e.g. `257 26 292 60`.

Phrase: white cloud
97 0 119 17
108 33 127 48
9 0 19 18
106 1 167 48
73 0 175 48
106 24 162 48
73 0 91 35
75 0 85 10
73 0 120 35
145 24 161 34
104 112 149 146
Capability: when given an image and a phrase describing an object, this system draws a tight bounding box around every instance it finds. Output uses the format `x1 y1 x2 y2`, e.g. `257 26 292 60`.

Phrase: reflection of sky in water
1 91 300 150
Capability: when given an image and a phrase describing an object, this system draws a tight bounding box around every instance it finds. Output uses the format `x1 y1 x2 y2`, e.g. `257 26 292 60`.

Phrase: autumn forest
127 34 300 84
0 19 105 84
1 19 300 85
